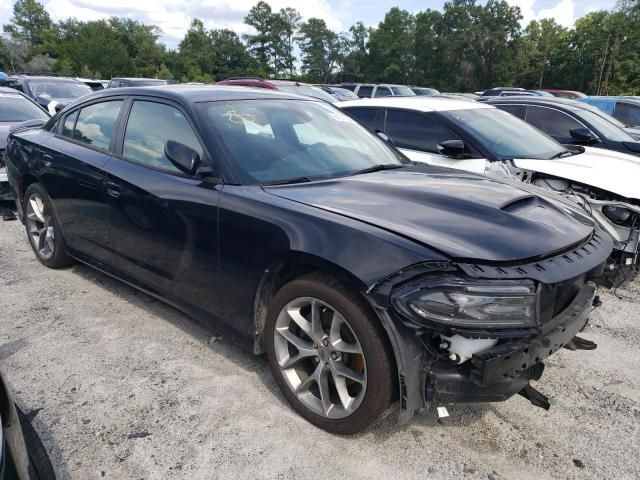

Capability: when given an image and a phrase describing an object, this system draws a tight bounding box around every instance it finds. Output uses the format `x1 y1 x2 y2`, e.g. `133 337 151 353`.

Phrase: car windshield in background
391 86 415 96
441 108 567 160
577 109 636 142
132 80 168 86
275 85 338 103
197 99 406 184
29 80 92 99
0 94 49 122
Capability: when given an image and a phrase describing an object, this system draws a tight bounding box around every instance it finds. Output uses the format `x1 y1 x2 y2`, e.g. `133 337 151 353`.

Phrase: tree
276 7 301 76
3 0 55 49
243 1 275 75
366 8 416 84
297 18 342 82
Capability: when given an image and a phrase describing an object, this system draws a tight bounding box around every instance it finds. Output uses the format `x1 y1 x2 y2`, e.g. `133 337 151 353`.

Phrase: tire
265 272 394 434
16 407 56 480
23 183 73 268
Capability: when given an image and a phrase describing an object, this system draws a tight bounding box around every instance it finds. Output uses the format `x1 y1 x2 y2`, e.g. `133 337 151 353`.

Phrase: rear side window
525 106 582 138
123 101 203 173
357 86 374 98
496 104 525 119
615 102 640 127
344 108 380 130
385 110 461 153
374 87 391 98
72 101 123 151
62 111 78 137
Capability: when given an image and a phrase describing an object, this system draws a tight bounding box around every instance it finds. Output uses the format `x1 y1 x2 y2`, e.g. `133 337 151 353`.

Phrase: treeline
1 0 639 94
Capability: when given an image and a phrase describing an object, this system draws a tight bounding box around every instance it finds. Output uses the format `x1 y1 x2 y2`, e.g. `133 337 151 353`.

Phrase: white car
339 97 640 284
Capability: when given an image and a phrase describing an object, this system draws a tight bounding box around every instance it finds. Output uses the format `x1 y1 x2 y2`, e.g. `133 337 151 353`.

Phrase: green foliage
0 0 638 94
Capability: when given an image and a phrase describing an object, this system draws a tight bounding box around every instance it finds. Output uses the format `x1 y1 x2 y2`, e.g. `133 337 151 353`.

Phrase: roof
8 75 83 83
0 86 23 95
110 77 168 82
337 96 493 112
487 96 588 110
583 96 640 103
67 84 316 105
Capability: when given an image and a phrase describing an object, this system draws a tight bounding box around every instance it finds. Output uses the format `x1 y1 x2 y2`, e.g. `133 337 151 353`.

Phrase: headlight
392 276 538 329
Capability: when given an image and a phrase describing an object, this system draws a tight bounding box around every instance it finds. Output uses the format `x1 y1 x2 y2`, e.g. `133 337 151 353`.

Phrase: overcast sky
0 0 618 48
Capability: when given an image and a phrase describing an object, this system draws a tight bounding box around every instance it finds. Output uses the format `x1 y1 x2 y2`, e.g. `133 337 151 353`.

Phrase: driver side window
384 109 461 153
123 101 203 173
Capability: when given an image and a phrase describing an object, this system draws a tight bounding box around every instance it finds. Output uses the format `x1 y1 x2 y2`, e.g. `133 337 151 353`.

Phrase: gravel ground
1 216 639 480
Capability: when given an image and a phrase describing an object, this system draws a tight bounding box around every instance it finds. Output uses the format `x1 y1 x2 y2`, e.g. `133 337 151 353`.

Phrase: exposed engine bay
530 176 639 286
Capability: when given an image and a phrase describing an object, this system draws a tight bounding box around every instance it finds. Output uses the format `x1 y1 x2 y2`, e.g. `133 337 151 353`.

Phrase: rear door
383 109 488 174
37 98 124 261
102 97 222 314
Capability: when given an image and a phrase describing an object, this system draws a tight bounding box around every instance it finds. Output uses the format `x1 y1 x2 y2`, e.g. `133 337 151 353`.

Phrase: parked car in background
411 87 440 96
339 97 639 283
107 78 173 88
0 75 92 115
488 97 640 156
0 87 50 202
580 96 640 128
442 92 479 100
542 89 586 99
315 85 360 101
216 77 338 103
1 370 56 479
75 78 108 91
5 86 612 433
353 83 416 98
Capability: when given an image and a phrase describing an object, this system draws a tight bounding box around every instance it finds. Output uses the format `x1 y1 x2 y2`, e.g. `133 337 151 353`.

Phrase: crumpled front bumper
425 282 595 406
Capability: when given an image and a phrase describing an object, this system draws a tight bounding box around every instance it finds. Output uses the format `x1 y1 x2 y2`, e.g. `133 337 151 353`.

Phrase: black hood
265 169 595 263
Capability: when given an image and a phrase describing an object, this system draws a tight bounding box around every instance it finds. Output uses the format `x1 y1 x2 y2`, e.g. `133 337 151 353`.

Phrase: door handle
105 181 121 198
42 153 53 167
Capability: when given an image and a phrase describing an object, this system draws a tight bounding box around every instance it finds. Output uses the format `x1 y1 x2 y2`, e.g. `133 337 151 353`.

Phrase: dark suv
489 96 640 155
0 75 92 114
5 86 612 433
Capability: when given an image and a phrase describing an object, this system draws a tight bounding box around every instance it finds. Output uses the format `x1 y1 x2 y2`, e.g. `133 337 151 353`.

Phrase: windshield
576 109 635 142
29 80 92 99
276 85 338 104
197 99 406 184
391 86 415 96
0 94 49 122
441 107 566 160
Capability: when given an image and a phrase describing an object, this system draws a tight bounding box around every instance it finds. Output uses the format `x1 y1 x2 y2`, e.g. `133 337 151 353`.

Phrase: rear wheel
265 272 394 434
23 183 73 268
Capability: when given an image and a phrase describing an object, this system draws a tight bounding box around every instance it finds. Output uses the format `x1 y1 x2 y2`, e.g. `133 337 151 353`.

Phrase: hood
264 168 595 263
514 146 640 200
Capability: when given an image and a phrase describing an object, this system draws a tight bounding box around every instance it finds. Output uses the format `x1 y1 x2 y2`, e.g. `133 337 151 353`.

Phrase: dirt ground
1 217 639 480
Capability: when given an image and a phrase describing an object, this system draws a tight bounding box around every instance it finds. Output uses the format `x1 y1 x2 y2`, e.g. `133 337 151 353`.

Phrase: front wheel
23 183 73 268
265 272 394 434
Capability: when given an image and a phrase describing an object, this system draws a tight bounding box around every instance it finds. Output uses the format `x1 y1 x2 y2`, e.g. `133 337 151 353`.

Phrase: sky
0 0 619 48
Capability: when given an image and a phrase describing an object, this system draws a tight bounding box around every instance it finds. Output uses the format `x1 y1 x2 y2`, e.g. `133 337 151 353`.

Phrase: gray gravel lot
1 217 639 480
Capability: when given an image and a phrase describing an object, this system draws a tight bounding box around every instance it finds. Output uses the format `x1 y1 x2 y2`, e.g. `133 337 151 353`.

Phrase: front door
102 99 222 315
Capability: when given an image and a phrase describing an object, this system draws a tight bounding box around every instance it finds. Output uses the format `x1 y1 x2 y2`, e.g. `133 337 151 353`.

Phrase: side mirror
437 139 469 158
569 127 597 144
375 130 396 146
165 140 201 176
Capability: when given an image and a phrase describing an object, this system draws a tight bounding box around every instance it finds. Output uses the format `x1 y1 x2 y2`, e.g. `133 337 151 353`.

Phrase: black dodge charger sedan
4 86 612 433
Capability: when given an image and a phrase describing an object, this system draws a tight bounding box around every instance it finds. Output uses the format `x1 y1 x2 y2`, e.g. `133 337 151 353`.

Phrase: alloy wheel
25 192 55 261
273 296 367 419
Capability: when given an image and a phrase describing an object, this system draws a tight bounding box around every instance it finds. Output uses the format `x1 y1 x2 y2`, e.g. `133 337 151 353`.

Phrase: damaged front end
367 229 612 423
532 178 639 286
